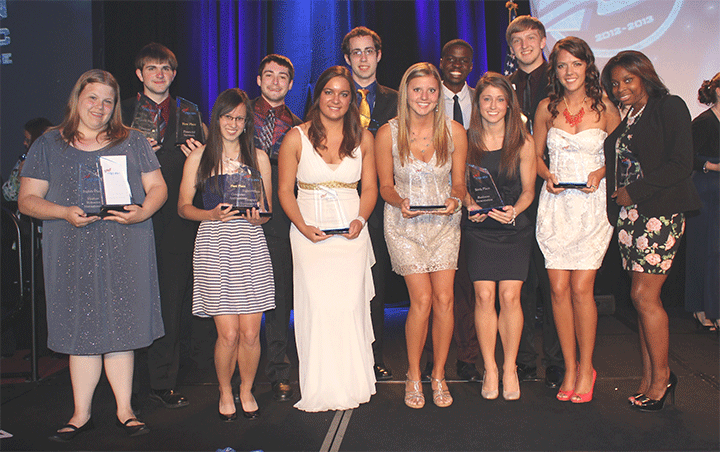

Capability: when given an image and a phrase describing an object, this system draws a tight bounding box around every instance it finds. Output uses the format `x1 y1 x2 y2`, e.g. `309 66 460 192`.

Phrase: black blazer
250 97 302 240
603 95 701 224
121 96 199 255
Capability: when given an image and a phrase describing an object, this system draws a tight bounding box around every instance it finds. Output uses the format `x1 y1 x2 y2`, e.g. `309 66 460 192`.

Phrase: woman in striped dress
178 88 274 421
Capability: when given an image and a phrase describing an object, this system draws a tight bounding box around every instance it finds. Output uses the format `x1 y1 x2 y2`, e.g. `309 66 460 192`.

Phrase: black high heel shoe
633 371 677 412
48 418 94 442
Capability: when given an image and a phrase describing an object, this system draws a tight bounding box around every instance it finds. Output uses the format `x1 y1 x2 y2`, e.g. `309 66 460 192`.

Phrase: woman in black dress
601 51 701 411
463 72 535 401
684 73 720 330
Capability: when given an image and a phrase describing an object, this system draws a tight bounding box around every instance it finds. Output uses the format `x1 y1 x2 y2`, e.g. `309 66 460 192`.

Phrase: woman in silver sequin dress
19 70 167 440
376 62 467 409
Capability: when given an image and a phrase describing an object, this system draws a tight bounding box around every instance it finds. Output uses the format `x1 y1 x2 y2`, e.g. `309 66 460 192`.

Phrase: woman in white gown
278 66 377 412
534 37 620 403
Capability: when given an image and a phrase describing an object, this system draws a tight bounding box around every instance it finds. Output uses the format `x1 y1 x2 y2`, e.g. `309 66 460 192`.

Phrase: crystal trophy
466 164 504 215
556 151 588 189
130 94 161 142
615 150 644 190
314 185 349 235
222 166 271 217
176 97 205 145
78 156 133 217
408 162 446 211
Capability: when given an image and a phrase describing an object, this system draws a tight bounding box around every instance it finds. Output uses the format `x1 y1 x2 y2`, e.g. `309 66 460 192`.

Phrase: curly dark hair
547 37 605 121
698 72 720 106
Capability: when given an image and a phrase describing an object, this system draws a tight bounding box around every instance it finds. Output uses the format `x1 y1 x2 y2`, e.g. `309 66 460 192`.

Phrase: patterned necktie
358 89 371 128
453 94 463 126
260 108 276 153
156 107 167 142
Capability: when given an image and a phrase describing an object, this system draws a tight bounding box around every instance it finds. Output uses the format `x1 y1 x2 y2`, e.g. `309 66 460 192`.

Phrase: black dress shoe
149 389 189 409
421 361 433 383
374 363 393 381
516 364 538 381
544 365 564 388
456 360 481 382
272 380 293 402
115 417 150 437
49 419 94 442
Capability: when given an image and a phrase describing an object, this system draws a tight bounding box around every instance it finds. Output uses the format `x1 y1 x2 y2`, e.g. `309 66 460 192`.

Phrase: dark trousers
146 247 194 390
424 233 479 365
516 236 563 369
264 235 293 383
368 223 390 364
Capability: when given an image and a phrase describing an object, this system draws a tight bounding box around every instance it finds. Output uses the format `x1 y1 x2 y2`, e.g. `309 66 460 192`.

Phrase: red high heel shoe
571 369 596 403
556 387 574 401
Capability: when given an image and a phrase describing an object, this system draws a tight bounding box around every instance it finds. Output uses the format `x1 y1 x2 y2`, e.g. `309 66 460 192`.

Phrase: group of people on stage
15 15 717 442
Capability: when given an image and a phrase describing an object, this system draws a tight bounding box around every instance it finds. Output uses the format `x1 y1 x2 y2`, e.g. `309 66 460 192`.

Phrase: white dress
290 127 376 412
536 128 613 270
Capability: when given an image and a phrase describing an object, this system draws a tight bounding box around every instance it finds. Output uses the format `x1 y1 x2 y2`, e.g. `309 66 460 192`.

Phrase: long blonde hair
396 62 449 166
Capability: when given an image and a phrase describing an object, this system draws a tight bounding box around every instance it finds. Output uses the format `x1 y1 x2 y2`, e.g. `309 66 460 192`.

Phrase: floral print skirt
616 205 685 274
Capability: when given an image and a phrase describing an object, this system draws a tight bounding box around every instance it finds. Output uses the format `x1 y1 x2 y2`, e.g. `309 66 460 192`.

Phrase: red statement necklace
563 96 587 127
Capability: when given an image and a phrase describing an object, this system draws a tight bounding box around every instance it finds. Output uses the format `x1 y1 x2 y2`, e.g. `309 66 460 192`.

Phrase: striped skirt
192 219 275 317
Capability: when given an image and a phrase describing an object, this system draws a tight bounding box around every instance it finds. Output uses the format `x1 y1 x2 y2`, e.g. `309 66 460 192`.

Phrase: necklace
627 103 646 125
222 152 241 171
562 96 587 127
410 130 432 153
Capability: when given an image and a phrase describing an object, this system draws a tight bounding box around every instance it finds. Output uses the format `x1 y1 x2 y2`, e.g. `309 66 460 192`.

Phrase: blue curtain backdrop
102 1 529 120
185 0 494 118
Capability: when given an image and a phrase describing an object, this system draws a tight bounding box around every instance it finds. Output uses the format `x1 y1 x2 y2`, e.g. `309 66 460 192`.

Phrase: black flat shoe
49 419 94 442
241 406 260 420
633 371 677 412
115 417 150 436
218 410 238 422
149 389 189 409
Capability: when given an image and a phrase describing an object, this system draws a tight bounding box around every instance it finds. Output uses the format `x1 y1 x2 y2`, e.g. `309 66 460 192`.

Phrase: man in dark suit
424 39 482 383
121 43 204 409
342 26 398 381
251 54 302 401
506 16 564 389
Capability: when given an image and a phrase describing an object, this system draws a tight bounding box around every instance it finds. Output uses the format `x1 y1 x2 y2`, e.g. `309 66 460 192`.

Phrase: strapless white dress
536 128 613 270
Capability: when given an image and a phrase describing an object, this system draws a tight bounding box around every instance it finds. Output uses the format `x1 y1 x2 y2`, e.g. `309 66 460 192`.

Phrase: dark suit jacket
250 97 302 240
367 84 398 229
603 95 701 223
509 64 549 132
121 96 199 255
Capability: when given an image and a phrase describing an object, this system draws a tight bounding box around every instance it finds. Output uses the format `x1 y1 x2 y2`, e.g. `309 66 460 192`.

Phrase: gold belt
297 181 357 190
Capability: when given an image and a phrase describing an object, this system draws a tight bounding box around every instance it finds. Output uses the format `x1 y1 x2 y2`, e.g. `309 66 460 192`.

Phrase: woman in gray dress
19 69 167 440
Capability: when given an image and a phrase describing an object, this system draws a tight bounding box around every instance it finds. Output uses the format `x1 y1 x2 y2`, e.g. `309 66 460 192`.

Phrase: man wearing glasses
342 26 398 382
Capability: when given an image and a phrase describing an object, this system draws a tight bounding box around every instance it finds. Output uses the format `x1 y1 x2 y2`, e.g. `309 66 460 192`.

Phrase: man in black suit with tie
506 16 564 389
342 26 398 381
251 54 302 401
121 43 205 409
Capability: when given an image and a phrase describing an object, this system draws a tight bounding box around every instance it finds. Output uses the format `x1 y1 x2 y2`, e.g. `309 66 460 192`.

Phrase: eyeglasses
221 114 246 123
350 47 377 58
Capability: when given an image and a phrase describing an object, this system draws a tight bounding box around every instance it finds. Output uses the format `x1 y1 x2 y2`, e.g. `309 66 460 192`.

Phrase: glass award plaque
556 153 588 189
408 163 446 212
615 151 644 190
176 97 205 145
222 166 272 217
315 186 349 235
78 156 133 217
130 94 161 142
466 164 504 215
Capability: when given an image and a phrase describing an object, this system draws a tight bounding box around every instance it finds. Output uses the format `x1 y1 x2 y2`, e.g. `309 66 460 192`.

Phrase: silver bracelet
450 196 462 213
509 206 517 226
703 161 709 173
355 216 366 227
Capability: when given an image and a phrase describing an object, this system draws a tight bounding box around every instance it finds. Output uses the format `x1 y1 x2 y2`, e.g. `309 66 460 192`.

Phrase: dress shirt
253 96 295 160
512 61 548 121
442 82 472 130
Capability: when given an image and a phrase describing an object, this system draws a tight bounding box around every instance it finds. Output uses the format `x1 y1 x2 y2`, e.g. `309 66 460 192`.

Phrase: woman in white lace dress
534 37 620 403
376 63 467 409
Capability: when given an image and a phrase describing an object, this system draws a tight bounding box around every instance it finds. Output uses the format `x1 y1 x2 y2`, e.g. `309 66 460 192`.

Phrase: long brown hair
196 88 256 193
305 66 363 159
396 62 449 166
56 69 129 147
547 37 605 121
467 72 527 178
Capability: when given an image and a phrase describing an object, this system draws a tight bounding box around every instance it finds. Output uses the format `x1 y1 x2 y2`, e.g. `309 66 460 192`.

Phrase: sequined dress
192 171 275 317
290 127 376 412
20 130 164 355
383 119 461 275
536 128 613 269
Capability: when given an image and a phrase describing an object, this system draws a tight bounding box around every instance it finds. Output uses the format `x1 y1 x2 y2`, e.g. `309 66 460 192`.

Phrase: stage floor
1 305 718 451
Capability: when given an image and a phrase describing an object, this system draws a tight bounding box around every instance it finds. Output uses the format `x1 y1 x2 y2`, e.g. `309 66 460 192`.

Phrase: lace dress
536 128 613 270
383 119 461 275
